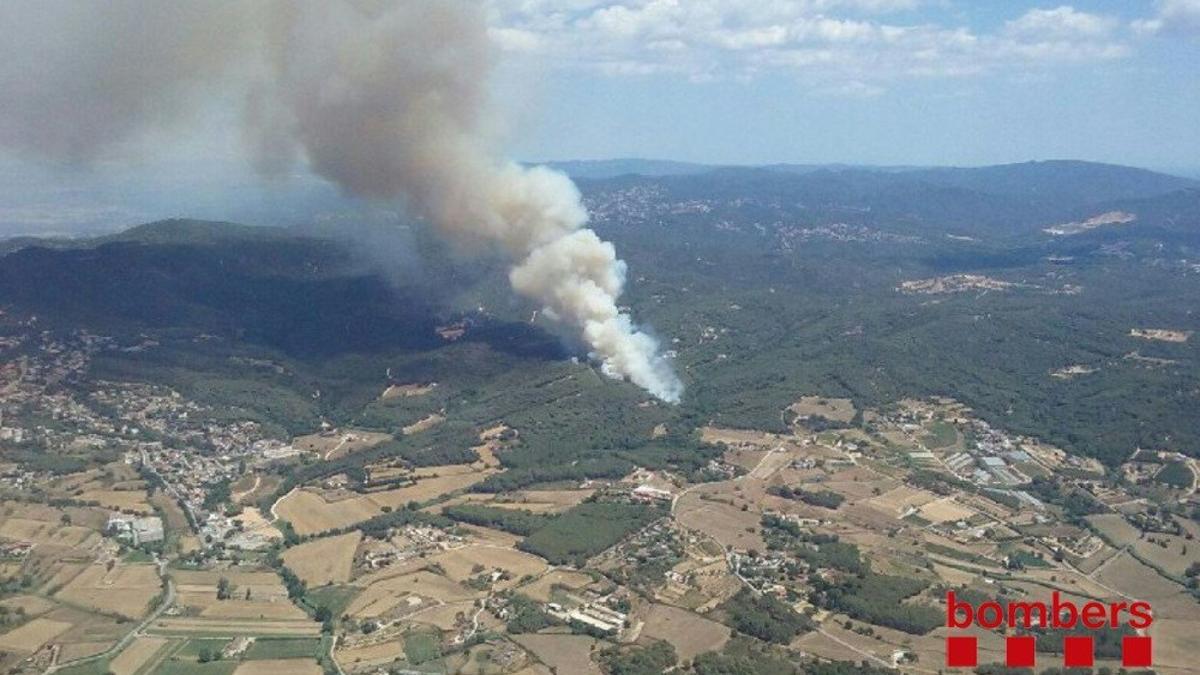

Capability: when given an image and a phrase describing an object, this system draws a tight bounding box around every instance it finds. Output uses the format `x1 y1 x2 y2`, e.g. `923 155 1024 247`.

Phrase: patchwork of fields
1 393 1197 675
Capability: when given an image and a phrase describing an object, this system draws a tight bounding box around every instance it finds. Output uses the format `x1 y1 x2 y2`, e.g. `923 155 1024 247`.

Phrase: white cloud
1133 0 1200 36
1004 6 1118 40
815 79 887 97
485 1 1133 90
710 25 790 50
488 27 543 53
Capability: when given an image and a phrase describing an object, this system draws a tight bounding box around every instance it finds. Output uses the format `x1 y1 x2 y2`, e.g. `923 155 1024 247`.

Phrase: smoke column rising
0 0 683 402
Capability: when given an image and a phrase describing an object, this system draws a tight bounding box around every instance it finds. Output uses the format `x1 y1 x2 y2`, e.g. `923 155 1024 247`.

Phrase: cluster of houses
546 600 628 635
359 525 466 571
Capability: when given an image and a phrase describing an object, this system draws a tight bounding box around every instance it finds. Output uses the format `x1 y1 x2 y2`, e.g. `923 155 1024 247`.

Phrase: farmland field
232 658 323 675
156 662 238 675
788 396 856 423
410 599 476 630
346 570 478 620
174 570 291 594
0 617 72 653
512 633 605 675
515 570 593 602
915 497 975 524
1087 513 1140 546
158 576 306 635
149 617 322 637
675 491 764 551
334 639 405 670
867 486 937 514
1130 532 1200 578
54 563 162 619
402 627 441 664
364 469 498 509
0 594 57 615
276 467 494 535
47 606 128 660
305 585 360 619
77 489 154 514
171 569 310 623
109 636 170 675
0 517 99 548
282 531 361 586
640 603 730 661
481 489 595 513
243 637 322 660
426 545 548 587
273 489 381 536
198 599 309 620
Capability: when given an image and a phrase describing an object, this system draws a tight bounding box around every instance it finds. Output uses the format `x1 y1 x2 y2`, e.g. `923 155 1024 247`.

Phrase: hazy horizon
1 1 1198 235
1 154 1198 240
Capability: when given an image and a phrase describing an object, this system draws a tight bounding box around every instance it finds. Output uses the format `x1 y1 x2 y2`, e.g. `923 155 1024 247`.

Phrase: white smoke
0 0 683 402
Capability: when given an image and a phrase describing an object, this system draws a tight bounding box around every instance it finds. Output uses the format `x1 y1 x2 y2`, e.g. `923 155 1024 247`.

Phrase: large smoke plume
0 0 683 402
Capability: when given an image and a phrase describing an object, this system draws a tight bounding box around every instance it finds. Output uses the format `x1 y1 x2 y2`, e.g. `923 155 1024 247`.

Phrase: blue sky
489 0 1200 169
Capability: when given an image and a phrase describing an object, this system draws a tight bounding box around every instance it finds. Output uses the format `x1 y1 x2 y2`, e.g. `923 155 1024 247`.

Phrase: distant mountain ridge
569 160 1199 240
546 157 1196 195
895 160 1198 207
539 158 715 178
99 218 289 245
2 162 1196 253
0 218 287 256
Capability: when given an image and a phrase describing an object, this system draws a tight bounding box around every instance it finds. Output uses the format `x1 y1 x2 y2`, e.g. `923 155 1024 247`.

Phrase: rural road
1063 546 1134 600
328 634 347 675
814 628 899 670
669 439 939 675
230 474 262 502
671 443 782 515
45 565 177 673
270 485 298 521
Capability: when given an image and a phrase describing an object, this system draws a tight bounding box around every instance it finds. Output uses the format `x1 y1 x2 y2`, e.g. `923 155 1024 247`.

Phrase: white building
632 485 672 502
107 515 164 546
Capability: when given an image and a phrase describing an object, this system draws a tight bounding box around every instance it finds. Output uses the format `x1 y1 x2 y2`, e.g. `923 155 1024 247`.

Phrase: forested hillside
2 161 1198 472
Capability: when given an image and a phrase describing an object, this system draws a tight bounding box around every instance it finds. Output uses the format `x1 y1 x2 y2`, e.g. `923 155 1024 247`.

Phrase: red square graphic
946 636 977 668
1064 635 1094 668
1006 635 1036 668
1123 636 1152 668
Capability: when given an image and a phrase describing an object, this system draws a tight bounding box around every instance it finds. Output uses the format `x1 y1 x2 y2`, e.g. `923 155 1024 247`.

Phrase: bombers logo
943 591 1153 668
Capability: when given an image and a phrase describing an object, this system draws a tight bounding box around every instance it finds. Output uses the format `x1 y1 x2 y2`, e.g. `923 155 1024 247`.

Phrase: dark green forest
1 161 1198 485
